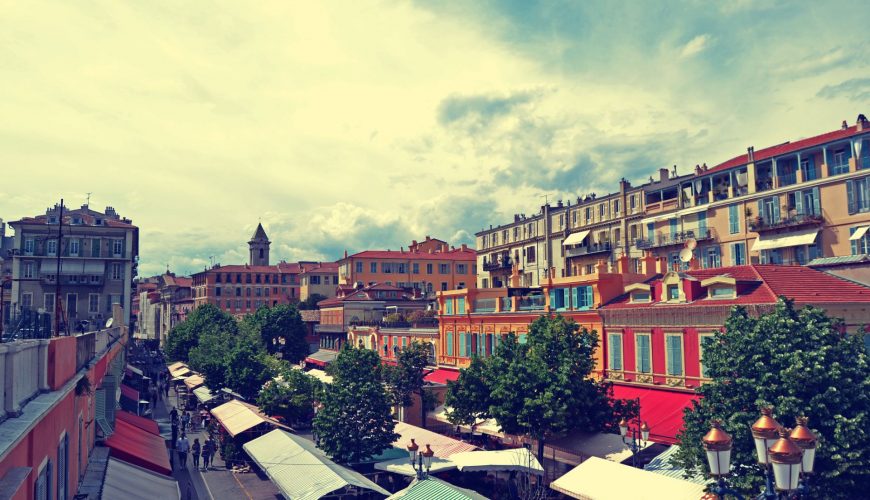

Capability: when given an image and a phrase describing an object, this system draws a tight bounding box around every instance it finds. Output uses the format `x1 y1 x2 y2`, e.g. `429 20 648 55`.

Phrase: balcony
748 212 823 232
636 228 716 249
349 318 438 329
482 257 513 272
565 242 612 258
517 294 545 311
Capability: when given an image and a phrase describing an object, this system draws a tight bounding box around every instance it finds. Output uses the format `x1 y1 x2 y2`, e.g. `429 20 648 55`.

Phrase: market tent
432 406 503 437
210 399 288 437
304 349 339 367
243 429 390 500
423 368 460 386
374 456 457 477
104 419 172 475
115 410 160 436
306 369 333 384
550 457 706 500
610 385 699 445
549 432 647 464
183 374 205 390
192 386 217 404
386 477 489 500
449 449 544 475
393 421 478 458
169 365 192 378
167 362 187 372
643 445 707 484
102 458 180 500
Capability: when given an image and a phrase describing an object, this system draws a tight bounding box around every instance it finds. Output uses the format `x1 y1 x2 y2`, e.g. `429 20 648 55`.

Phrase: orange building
436 255 655 372
337 236 477 296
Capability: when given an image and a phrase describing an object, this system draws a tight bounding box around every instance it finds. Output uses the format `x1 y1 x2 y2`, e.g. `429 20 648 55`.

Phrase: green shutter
572 288 579 309
549 289 557 309
446 333 453 356
812 187 821 216
637 335 650 373
847 180 857 214
609 334 622 370
458 333 465 356
586 287 594 309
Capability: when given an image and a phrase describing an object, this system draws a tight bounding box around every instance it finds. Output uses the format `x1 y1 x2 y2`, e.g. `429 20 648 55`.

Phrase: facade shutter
812 187 821 216
847 181 856 214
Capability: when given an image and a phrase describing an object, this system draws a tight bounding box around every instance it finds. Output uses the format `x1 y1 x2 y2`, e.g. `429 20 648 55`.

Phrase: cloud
437 91 538 127
680 35 712 58
817 78 870 101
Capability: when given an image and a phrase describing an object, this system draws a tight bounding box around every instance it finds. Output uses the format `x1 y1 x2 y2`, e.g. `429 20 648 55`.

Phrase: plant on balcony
747 216 763 231
383 312 405 324
673 298 870 498
75 375 92 396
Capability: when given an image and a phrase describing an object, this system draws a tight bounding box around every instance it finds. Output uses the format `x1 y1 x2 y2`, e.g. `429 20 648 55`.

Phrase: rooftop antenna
85 192 92 208
536 192 555 205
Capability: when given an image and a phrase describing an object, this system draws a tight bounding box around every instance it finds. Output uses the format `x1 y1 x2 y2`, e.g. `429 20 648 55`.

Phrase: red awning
116 410 160 436
610 384 700 445
424 368 461 385
104 419 172 476
120 384 139 401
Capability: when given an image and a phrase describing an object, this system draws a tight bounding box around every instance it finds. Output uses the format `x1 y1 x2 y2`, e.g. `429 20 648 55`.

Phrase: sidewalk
153 385 210 500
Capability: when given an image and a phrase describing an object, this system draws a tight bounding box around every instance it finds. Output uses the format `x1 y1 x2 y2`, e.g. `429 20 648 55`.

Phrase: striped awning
385 477 488 500
193 386 217 403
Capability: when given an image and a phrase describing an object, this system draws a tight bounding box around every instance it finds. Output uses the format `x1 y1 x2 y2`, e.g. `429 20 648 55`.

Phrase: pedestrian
182 411 191 432
164 379 170 397
192 438 201 469
176 433 190 469
202 438 214 471
171 422 178 446
170 407 178 424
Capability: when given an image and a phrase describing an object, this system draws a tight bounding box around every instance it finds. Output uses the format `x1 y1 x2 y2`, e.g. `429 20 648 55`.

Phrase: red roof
120 384 139 401
104 419 172 475
9 206 137 229
346 248 476 262
115 410 160 436
424 368 460 385
709 123 870 174
610 384 700 445
300 262 339 274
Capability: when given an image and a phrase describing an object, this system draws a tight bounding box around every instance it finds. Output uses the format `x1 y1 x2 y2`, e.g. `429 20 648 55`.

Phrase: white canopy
374 456 457 476
393 421 478 458
433 406 503 437
243 429 390 500
751 228 818 252
850 226 869 241
563 230 591 246
386 477 489 500
550 457 706 500
102 458 180 500
449 449 544 475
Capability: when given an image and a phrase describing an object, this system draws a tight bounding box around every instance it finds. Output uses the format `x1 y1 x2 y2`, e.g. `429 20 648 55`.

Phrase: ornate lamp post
407 439 434 479
702 408 817 499
619 416 650 468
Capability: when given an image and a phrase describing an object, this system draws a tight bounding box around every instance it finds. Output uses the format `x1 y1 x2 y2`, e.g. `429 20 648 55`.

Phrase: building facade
299 261 340 301
337 237 477 296
137 273 193 344
8 204 139 331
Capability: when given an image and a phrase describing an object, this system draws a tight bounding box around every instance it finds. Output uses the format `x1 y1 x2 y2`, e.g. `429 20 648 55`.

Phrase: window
112 239 123 256
614 199 621 215
666 335 683 376
830 148 850 175
412 263 419 274
850 226 870 255
572 285 594 310
647 223 654 242
255 274 262 283
761 248 783 265
669 219 678 238
439 264 449 274
526 246 536 263
847 177 870 214
24 238 34 255
599 203 606 218
630 194 637 212
21 292 33 309
708 285 735 299
47 240 57 256
698 212 707 237
445 299 453 315
44 293 55 313
69 239 80 256
585 207 592 223
245 274 252 283
457 264 468 274
441 282 448 291
310 276 321 285
35 458 51 500
111 263 122 280
502 229 509 242
23 262 34 279
246 288 252 296
255 287 262 296
89 294 99 313
446 332 454 356
458 333 466 357
704 246 721 269
636 334 651 374
608 334 623 371
667 284 680 301
630 291 651 303
91 238 101 257
426 263 433 274
700 335 714 378
216 287 222 297
236 273 242 283
457 297 466 314
731 242 746 265
800 156 817 181
549 287 568 311
558 214 565 228
572 211 577 225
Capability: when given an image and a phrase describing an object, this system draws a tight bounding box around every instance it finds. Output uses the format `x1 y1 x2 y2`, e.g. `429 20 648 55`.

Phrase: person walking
171 422 179 448
192 438 201 470
164 379 170 398
176 434 190 469
202 438 214 471
182 411 191 433
170 407 179 425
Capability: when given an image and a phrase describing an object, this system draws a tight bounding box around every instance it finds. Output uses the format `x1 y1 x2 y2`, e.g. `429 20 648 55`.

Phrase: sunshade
120 384 139 402
449 449 544 475
103 458 180 500
850 226 869 241
169 366 192 378
210 399 288 437
433 406 503 437
306 369 333 384
104 419 172 476
374 456 457 476
392 421 478 458
167 361 187 372
751 228 818 252
386 477 489 500
192 386 217 403
183 374 205 390
563 230 591 246
115 410 160 436
243 429 390 500
304 349 339 367
550 457 706 500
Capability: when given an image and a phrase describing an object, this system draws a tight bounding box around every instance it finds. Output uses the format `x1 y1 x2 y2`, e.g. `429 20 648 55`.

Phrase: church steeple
249 222 270 266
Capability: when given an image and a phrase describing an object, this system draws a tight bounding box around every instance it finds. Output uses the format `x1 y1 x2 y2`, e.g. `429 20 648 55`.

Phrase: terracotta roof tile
346 249 475 262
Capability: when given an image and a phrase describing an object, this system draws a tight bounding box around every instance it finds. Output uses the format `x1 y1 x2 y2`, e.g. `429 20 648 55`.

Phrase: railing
482 258 513 272
349 318 439 328
777 172 797 187
473 298 497 313
2 308 53 343
748 212 823 232
564 242 612 258
76 332 96 372
635 228 716 249
314 324 346 333
517 295 545 311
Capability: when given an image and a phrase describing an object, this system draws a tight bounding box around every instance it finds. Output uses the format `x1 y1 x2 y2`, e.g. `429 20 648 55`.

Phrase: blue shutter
458 333 465 357
794 189 804 215
772 197 780 223
647 223 654 241
586 287 594 309
698 213 707 236
447 332 454 356
669 219 678 238
572 288 579 309
850 227 858 255
812 187 821 216
549 289 557 310
757 199 764 223
563 288 571 310
847 181 856 214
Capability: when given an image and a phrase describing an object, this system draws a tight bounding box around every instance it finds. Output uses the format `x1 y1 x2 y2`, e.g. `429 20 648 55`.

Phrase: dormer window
661 271 688 303
701 276 737 300
632 291 651 303
624 283 652 304
95 218 103 225
666 284 680 300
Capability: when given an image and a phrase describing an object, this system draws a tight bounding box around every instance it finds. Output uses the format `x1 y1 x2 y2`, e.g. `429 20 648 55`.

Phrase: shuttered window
636 335 651 373
446 332 454 356
608 334 623 371
58 434 68 500
666 335 683 376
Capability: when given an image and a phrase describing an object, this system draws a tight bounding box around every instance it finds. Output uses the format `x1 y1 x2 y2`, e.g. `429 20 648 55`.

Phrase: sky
1 0 868 277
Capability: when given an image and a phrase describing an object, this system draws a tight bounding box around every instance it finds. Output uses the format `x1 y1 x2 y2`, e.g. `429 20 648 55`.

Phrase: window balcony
517 295 545 311
747 212 823 232
482 257 513 272
565 242 612 258
636 228 716 249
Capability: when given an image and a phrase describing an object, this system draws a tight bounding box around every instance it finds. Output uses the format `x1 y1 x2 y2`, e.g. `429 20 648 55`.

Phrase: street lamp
619 411 650 468
407 439 433 479
702 408 817 499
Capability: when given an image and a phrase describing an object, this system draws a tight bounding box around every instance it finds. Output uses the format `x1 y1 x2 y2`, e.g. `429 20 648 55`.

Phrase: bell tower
249 222 270 266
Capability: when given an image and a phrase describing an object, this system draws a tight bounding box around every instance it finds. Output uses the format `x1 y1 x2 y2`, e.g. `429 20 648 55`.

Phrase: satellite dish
685 238 697 251
679 248 693 263
105 318 114 329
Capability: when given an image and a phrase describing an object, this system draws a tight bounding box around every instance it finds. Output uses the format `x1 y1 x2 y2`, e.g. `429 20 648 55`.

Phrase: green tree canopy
298 293 327 310
243 304 309 361
446 315 636 461
314 345 398 463
223 327 275 401
257 369 324 426
674 298 870 497
165 304 238 362
385 341 431 427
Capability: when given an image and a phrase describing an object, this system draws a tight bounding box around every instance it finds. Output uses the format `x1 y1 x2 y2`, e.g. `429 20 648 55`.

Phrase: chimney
842 120 848 130
596 259 607 274
425 236 431 241
858 114 868 131
641 252 657 275
689 256 700 271
344 250 348 258
656 257 668 274
617 254 630 274
659 168 669 182
747 147 755 162
695 164 702 175
557 200 563 208
461 244 467 251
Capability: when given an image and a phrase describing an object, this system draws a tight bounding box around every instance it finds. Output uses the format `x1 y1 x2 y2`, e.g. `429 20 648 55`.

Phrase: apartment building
641 115 870 269
337 236 477 295
0 220 15 326
8 204 139 331
137 272 193 345
298 261 340 301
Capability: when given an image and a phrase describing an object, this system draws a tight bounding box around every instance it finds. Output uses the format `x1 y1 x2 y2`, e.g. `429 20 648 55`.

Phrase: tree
257 368 323 427
298 293 327 310
188 329 235 391
674 298 870 497
224 328 275 401
314 346 398 463
445 356 493 426
165 304 238 361
244 304 309 362
446 315 636 462
385 341 430 427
